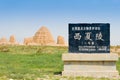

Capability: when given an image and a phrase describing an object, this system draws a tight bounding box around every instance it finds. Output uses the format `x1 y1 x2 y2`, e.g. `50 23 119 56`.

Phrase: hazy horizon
0 0 120 45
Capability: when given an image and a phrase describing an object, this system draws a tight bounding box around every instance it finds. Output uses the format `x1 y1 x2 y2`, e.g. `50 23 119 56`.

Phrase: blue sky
0 0 120 45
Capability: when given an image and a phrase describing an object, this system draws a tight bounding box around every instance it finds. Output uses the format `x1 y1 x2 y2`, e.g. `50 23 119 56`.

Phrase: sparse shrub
36 46 53 54
0 45 10 52
116 45 120 48
35 46 68 54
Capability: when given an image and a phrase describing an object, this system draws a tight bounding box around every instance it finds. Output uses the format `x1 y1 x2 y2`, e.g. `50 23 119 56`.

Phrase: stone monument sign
69 23 110 53
62 23 119 78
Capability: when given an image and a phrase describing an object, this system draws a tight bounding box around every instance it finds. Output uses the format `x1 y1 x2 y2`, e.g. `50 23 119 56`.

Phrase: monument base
62 53 119 78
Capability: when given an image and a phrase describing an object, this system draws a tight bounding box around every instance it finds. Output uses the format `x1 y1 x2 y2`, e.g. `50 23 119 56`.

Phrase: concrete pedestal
62 53 119 78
